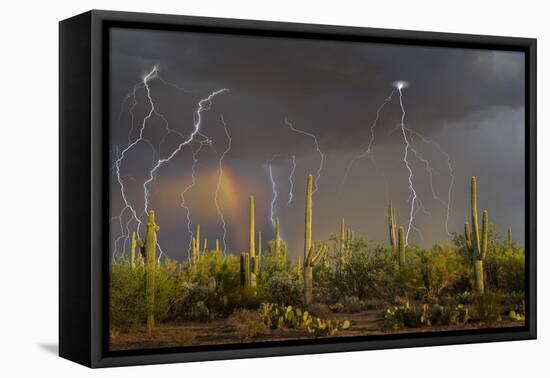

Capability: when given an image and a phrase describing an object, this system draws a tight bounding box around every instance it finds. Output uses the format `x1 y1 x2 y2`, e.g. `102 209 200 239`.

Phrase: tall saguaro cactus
464 176 489 294
388 200 397 255
275 217 281 257
249 196 258 284
258 231 262 273
130 231 137 268
303 174 326 305
340 218 345 253
145 210 159 336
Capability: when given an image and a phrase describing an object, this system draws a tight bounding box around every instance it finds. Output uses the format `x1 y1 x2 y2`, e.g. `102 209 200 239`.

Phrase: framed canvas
59 10 537 368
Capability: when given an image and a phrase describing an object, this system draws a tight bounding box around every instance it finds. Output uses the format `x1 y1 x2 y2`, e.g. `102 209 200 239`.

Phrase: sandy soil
109 310 525 351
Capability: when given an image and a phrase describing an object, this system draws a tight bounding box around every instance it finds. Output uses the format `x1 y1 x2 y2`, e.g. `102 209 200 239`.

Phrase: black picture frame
59 9 537 368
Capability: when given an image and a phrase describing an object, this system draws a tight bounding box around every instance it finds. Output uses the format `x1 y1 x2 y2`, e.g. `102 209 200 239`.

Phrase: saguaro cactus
145 210 159 337
340 218 345 253
239 252 252 289
275 217 281 257
464 176 489 294
398 226 405 268
130 231 137 268
258 231 262 273
303 174 327 305
249 196 258 284
507 228 513 249
388 200 397 255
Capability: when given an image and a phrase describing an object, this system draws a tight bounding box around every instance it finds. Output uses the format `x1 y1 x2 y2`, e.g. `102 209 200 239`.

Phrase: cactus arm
312 245 327 265
340 218 345 253
464 222 473 252
471 177 481 260
304 174 313 262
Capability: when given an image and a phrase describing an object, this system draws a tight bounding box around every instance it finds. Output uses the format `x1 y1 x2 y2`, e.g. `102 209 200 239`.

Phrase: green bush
485 248 525 293
110 261 146 329
331 242 393 300
264 271 303 306
474 291 502 326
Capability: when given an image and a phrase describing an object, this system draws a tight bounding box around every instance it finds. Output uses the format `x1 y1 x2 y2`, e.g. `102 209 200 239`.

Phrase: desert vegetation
110 175 525 350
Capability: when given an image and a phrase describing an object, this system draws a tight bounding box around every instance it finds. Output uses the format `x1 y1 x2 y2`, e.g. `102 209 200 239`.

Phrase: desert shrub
474 291 502 326
393 244 467 301
229 308 267 341
110 258 179 329
260 240 289 278
456 290 475 305
264 271 303 306
383 303 468 330
341 296 369 313
328 303 344 313
383 303 424 330
110 261 147 329
485 248 525 293
172 252 241 319
331 243 393 300
429 304 469 326
417 245 466 300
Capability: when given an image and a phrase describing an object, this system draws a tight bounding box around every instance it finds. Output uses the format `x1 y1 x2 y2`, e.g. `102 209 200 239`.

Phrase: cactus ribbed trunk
244 253 251 288
507 227 513 249
304 174 314 305
304 266 313 305
215 239 220 257
145 210 159 337
471 177 481 258
466 176 488 294
203 239 208 254
398 226 405 268
275 217 281 257
239 253 246 287
249 196 257 284
258 232 262 273
130 231 136 268
340 218 345 253
304 175 313 263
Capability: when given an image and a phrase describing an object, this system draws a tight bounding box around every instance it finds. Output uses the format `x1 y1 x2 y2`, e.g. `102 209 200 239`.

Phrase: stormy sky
109 27 525 261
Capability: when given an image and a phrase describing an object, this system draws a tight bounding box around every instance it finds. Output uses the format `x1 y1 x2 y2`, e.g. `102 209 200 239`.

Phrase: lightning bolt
214 115 232 255
181 142 205 259
285 118 324 194
112 64 228 262
341 89 398 189
395 80 418 245
406 128 454 237
112 66 159 257
268 162 278 228
143 88 229 215
287 155 296 206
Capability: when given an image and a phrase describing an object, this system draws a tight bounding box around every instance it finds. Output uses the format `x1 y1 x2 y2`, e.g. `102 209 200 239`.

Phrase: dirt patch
109 310 525 351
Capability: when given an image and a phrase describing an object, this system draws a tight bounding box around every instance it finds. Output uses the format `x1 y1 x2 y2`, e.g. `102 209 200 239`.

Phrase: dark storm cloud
109 27 525 259
110 28 524 161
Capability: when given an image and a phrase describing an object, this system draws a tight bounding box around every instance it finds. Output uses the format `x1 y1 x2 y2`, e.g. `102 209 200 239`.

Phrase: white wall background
0 0 546 376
